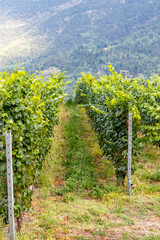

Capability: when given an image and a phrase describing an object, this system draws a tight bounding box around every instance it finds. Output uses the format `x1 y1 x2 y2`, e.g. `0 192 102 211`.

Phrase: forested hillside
0 0 160 83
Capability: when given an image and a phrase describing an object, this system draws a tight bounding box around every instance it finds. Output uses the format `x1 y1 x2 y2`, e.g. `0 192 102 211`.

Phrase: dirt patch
60 218 160 240
107 217 160 239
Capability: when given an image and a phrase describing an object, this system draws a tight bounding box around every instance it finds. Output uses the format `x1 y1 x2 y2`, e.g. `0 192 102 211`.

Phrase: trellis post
5 131 15 240
127 112 132 194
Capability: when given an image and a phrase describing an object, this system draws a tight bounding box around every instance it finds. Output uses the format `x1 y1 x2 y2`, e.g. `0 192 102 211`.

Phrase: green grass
0 103 160 240
143 236 160 240
149 165 160 182
60 102 99 194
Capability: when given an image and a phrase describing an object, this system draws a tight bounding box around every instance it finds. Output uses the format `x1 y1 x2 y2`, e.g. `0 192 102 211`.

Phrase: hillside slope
0 0 160 80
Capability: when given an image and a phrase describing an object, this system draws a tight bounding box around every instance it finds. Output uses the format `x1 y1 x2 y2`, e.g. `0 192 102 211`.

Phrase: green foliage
75 66 160 184
0 69 67 223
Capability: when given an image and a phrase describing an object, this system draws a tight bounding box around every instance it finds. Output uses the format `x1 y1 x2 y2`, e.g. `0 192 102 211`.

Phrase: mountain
0 0 160 85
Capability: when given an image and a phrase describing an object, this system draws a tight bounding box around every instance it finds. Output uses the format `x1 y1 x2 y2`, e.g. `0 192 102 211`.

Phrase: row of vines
0 69 68 229
75 66 160 186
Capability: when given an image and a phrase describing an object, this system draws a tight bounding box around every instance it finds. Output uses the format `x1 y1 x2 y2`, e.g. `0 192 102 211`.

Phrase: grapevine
0 69 68 228
75 66 160 185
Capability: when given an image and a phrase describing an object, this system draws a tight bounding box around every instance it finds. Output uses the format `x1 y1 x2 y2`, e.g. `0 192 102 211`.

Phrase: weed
143 235 160 240
113 206 126 214
87 208 100 216
121 215 134 225
92 186 103 199
92 230 107 236
120 232 140 240
62 193 75 203
150 165 160 182
72 237 92 240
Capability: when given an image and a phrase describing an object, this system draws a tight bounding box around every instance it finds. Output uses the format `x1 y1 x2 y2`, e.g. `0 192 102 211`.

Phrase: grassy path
1 103 160 240
58 102 99 194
